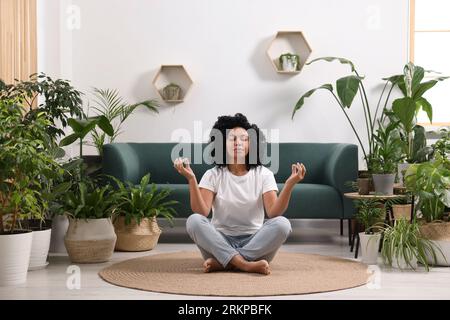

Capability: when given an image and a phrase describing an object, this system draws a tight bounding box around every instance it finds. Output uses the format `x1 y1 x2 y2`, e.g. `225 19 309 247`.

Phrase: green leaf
336 75 362 108
306 56 356 72
415 97 433 123
392 97 416 133
96 115 114 136
413 80 437 100
67 118 86 133
291 84 333 119
59 133 79 146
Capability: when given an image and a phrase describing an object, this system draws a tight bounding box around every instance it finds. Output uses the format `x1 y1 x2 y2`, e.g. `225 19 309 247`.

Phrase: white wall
38 0 409 167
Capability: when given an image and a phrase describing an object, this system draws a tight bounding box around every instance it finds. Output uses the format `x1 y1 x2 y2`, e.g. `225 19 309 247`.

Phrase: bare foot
242 260 271 275
203 258 225 273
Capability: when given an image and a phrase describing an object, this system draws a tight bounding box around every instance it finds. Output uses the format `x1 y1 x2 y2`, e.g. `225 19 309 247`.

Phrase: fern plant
111 174 177 226
88 88 159 155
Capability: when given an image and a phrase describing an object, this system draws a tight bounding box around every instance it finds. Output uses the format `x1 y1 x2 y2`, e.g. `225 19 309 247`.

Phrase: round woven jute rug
99 251 370 296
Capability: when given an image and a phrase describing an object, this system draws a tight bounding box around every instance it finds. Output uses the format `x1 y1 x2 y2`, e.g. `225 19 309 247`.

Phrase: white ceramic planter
392 255 418 270
359 232 381 264
64 218 117 263
49 215 69 254
29 228 52 271
0 231 33 286
426 240 450 266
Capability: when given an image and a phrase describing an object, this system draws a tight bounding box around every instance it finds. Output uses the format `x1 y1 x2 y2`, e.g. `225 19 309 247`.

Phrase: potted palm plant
381 218 441 270
368 120 405 195
62 180 117 263
354 199 385 264
111 174 177 252
404 153 450 266
0 99 57 284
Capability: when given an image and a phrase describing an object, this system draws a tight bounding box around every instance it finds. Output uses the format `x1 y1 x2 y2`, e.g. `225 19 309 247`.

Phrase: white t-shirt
198 166 279 236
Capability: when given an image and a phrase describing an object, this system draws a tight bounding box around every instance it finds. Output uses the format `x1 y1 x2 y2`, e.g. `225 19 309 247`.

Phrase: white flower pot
0 231 33 286
49 215 69 254
29 228 52 271
64 218 117 263
392 255 418 270
426 240 450 266
359 232 381 264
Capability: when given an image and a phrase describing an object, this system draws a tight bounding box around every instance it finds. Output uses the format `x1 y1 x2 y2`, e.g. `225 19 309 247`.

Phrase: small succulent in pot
162 83 182 101
279 53 300 72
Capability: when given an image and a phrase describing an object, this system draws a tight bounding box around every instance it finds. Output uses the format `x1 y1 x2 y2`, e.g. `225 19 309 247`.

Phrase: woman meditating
173 113 306 275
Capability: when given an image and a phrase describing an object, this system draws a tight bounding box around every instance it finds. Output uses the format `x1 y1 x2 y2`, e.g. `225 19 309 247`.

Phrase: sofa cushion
280 183 343 219
153 183 343 219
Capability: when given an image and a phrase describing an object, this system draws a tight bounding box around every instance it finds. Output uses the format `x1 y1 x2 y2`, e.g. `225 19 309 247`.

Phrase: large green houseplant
111 174 177 252
404 153 450 266
291 58 447 171
0 98 60 284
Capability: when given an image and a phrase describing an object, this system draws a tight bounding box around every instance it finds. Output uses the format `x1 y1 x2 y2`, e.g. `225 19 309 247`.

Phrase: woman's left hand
286 162 306 186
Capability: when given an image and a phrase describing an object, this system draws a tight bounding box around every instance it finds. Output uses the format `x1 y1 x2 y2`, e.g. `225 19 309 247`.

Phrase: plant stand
344 192 408 259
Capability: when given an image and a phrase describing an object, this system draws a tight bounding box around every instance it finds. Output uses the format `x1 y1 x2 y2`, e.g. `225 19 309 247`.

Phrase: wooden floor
1 219 450 300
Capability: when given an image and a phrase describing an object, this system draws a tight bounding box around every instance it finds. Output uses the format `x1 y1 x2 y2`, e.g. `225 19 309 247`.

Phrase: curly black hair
208 113 266 170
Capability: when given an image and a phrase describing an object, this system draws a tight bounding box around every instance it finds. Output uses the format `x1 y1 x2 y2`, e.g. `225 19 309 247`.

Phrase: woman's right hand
173 157 196 181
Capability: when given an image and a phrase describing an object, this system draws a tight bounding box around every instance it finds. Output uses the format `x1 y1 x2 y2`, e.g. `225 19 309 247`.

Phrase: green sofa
103 142 358 224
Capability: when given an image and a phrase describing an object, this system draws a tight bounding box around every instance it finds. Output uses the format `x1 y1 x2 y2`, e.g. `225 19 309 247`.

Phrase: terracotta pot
114 216 161 252
357 178 370 195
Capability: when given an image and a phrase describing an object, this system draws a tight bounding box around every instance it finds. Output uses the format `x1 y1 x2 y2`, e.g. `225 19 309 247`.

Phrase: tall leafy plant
0 73 84 142
88 88 159 156
291 58 447 169
0 99 61 233
387 63 448 163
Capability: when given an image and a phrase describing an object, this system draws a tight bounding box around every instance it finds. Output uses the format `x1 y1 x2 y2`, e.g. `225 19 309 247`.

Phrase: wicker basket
114 216 162 252
64 218 117 264
392 204 412 221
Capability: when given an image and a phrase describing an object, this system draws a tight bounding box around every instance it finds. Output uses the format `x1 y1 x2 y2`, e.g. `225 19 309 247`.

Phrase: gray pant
186 213 292 268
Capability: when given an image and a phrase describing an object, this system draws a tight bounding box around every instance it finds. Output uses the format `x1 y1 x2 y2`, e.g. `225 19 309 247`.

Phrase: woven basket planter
392 204 412 221
114 216 162 252
64 218 116 263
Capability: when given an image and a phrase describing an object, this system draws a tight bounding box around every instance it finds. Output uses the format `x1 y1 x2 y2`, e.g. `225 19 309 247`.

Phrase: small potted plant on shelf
111 174 177 252
62 179 117 263
354 199 385 264
368 120 405 195
381 218 441 270
162 83 182 101
279 53 300 72
404 153 450 266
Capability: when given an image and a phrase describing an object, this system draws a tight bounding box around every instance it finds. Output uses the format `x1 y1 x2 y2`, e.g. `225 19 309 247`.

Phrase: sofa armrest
323 144 358 218
102 143 141 184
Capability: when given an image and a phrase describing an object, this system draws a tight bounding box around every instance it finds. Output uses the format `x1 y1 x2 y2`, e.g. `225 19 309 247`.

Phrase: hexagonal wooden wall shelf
152 65 193 103
266 31 312 74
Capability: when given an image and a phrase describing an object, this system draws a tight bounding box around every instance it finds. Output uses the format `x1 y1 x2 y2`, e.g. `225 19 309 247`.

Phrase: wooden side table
344 192 408 259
